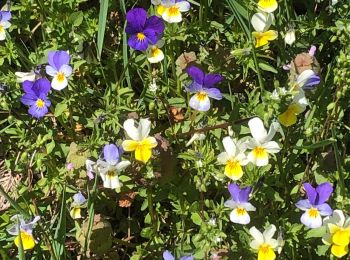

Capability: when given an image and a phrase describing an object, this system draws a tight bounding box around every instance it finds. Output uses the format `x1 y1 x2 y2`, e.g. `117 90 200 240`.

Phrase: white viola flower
97 144 131 189
217 137 249 180
246 117 282 166
251 12 274 33
0 11 11 41
121 118 158 163
224 183 256 225
284 28 296 45
147 40 165 64
249 224 279 260
155 0 191 23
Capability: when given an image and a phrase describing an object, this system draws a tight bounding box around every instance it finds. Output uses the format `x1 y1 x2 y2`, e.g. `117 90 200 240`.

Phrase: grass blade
53 185 66 259
97 0 109 60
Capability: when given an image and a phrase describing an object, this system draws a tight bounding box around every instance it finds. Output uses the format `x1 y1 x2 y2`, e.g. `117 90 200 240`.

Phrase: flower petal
205 87 222 100
301 210 322 228
123 119 140 141
189 94 210 111
103 144 120 164
228 183 240 202
186 66 204 85
315 182 333 205
126 8 147 33
222 136 236 157
249 226 264 245
248 117 267 143
203 74 223 87
230 208 250 225
138 118 152 140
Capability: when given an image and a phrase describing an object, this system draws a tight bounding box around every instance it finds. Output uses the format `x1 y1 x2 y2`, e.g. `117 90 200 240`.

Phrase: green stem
147 188 157 232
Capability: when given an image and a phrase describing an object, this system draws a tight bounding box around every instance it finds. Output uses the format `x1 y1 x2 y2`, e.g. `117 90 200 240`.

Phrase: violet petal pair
228 183 252 203
126 8 165 51
20 78 51 119
103 144 123 165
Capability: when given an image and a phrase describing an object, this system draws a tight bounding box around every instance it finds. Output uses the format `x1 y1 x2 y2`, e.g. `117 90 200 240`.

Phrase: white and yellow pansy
70 192 87 219
217 136 249 180
250 224 279 260
122 118 158 163
246 117 282 166
278 90 308 127
251 12 277 48
147 40 165 63
152 0 190 23
323 210 350 258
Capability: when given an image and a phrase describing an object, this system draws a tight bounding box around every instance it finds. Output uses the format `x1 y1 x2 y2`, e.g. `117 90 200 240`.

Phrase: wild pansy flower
295 182 333 228
20 78 51 119
0 11 11 41
163 250 194 260
258 0 278 13
246 117 282 166
147 40 165 63
46 50 72 90
97 144 131 189
7 215 40 250
278 90 308 127
322 210 350 258
70 192 87 219
122 118 158 163
224 183 256 224
185 66 223 112
251 12 277 48
152 0 190 23
125 8 165 51
249 224 279 260
217 137 249 180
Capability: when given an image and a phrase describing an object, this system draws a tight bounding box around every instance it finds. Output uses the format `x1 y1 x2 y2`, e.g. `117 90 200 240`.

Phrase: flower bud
285 29 296 45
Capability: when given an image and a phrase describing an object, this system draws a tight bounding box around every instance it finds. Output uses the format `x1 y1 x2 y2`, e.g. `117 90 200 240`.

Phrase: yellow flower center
14 231 36 250
106 170 116 178
151 46 161 57
236 207 246 216
252 146 267 158
137 32 146 41
308 207 319 218
196 91 208 101
168 6 180 17
0 25 4 33
57 72 65 82
36 99 45 108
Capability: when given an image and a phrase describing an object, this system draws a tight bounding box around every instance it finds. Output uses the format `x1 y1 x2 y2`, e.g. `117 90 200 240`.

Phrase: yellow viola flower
252 30 278 48
217 136 249 180
70 192 87 219
250 224 279 260
7 215 40 251
278 90 308 127
152 0 190 23
246 117 283 167
122 118 158 163
323 210 350 258
258 0 278 13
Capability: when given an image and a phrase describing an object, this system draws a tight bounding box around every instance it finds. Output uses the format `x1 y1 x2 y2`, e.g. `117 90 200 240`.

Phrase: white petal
51 75 68 90
284 29 296 45
248 150 269 166
156 39 165 48
251 12 272 32
230 209 250 225
116 160 131 171
123 119 140 141
217 152 229 164
242 202 256 211
60 64 73 77
1 21 11 29
267 238 278 249
46 65 58 77
222 136 236 157
15 71 36 83
249 226 264 245
264 121 281 142
147 47 164 63
262 141 280 154
139 118 152 140
297 70 316 86
248 117 267 143
103 174 120 189
236 153 249 166
224 200 239 209
263 224 276 241
0 31 6 40
151 0 161 5
250 240 261 250
176 1 190 11
301 211 322 228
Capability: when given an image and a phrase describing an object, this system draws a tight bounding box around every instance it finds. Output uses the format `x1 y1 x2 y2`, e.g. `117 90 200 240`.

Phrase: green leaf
258 62 278 73
306 226 326 238
46 140 55 154
69 11 84 27
191 212 202 226
54 102 67 117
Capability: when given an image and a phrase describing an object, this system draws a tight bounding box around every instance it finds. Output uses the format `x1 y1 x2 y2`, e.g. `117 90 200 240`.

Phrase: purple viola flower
45 50 73 91
163 250 193 260
0 11 11 41
295 182 333 228
125 8 165 51
20 78 51 119
224 183 256 225
185 66 223 111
